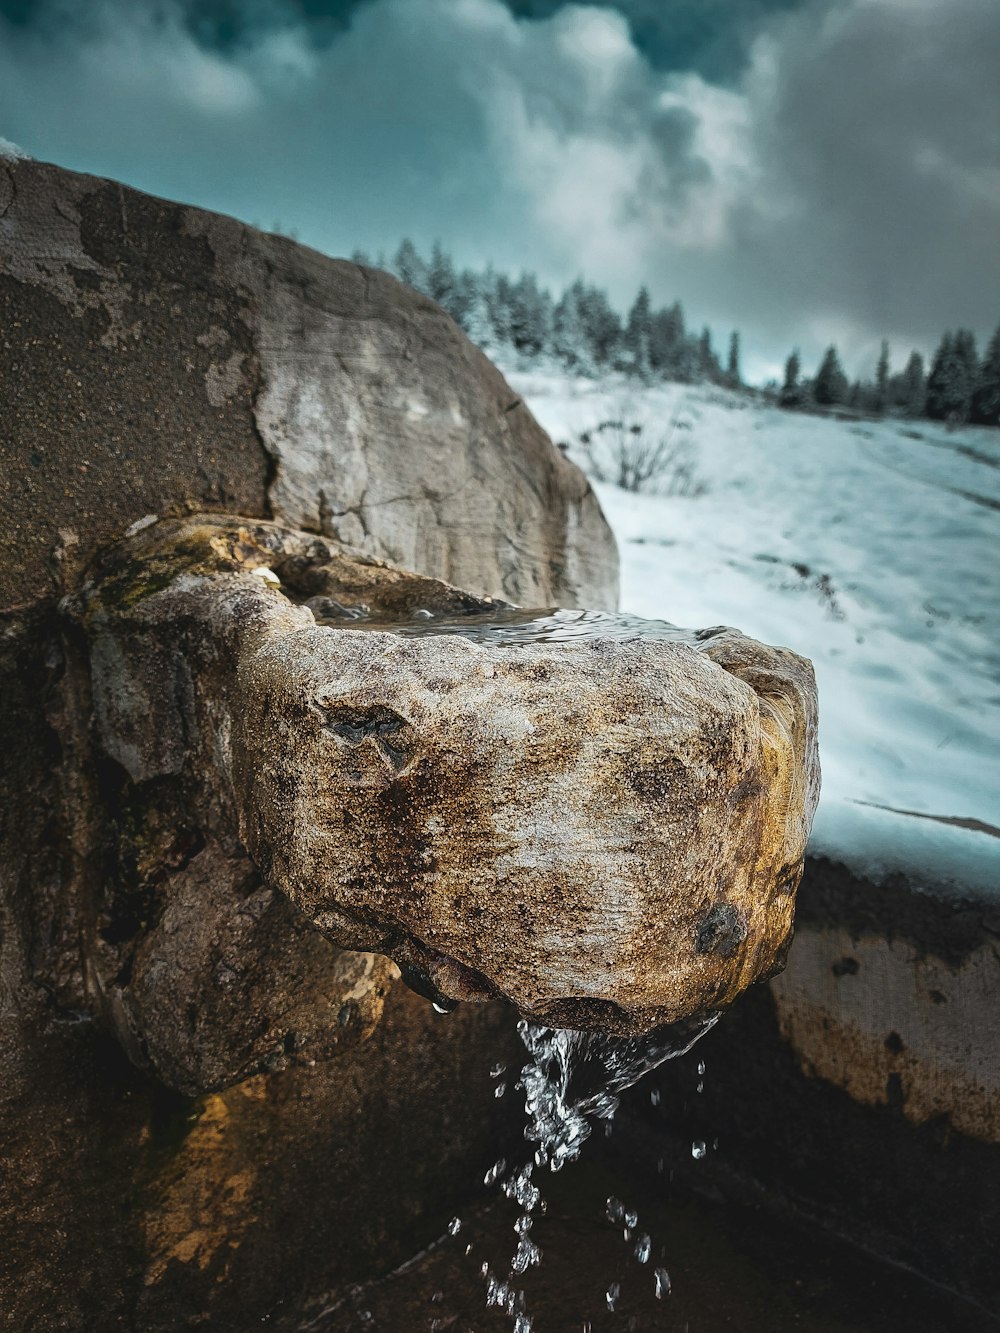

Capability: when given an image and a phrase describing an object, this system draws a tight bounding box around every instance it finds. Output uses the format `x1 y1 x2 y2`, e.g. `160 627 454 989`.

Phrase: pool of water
302 1148 994 1332
310 604 726 649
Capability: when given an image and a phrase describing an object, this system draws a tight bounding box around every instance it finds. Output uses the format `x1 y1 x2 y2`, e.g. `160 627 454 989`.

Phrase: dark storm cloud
0 0 805 78
503 0 805 79
0 0 997 379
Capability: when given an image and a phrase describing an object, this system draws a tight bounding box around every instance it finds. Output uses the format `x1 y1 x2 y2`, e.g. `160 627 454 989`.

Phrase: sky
1 0 997 383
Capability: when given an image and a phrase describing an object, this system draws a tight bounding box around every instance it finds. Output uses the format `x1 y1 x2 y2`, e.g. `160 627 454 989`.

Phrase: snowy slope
507 370 1000 897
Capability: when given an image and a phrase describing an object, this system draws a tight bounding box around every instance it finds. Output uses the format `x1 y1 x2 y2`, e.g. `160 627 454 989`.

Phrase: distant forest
349 238 1000 428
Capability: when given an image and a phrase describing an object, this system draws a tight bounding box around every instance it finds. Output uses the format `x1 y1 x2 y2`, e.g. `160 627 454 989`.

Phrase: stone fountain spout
75 513 819 1082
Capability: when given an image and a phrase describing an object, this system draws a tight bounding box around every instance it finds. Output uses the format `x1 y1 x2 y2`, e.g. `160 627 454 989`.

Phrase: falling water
469 1012 719 1330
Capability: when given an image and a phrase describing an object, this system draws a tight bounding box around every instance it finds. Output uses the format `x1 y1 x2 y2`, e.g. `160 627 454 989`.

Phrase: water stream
468 1015 719 1331
309 592 726 1326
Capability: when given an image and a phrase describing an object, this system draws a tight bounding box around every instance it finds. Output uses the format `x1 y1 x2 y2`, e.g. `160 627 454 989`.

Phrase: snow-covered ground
507 370 1000 898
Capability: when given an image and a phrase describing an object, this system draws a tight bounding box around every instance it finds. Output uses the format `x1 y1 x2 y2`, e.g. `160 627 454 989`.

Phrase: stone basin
80 514 820 1043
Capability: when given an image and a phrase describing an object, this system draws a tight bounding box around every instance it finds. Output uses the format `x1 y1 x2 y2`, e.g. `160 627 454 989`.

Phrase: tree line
350 237 999 428
350 239 742 388
779 329 1000 425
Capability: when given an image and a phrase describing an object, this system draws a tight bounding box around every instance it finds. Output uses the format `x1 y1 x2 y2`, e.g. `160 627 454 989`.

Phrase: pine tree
926 331 976 422
813 345 848 406
780 349 802 407
508 273 551 358
457 270 492 345
727 331 741 385
624 286 652 376
577 284 622 367
349 248 371 267
697 327 717 381
899 351 925 417
552 281 592 373
649 302 685 377
484 269 514 347
874 340 890 413
972 324 1000 426
392 238 428 292
427 241 456 307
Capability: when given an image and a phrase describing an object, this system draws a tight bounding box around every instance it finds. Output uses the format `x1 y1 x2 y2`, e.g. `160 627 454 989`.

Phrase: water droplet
412 608 434 620
447 1217 461 1236
495 1081 507 1099
697 1059 706 1076
512 1236 542 1273
431 1290 443 1303
490 1062 507 1079
623 1228 632 1242
465 1243 473 1256
650 1088 661 1106
514 1315 533 1333
691 1139 707 1160
483 1158 507 1186
696 1080 704 1094
358 1312 372 1323
635 1234 651 1264
606 1282 621 1312
657 1157 664 1174
605 1197 624 1224
432 1000 452 1014
654 1266 672 1299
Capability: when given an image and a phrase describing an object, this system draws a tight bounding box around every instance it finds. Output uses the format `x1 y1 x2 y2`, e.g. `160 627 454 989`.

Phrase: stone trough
76 512 817 1085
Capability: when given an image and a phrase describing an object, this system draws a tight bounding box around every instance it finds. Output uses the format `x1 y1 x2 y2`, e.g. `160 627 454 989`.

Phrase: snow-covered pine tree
813 345 848 406
552 281 593 373
508 273 552 359
780 349 802 407
697 327 720 382
391 238 429 293
577 284 622 369
456 269 493 346
427 242 456 308
874 340 890 414
898 350 926 417
646 302 684 379
624 286 652 377
926 331 976 422
727 331 741 385
971 324 1000 426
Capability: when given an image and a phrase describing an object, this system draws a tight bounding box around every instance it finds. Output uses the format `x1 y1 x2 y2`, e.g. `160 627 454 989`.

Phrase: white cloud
0 0 996 372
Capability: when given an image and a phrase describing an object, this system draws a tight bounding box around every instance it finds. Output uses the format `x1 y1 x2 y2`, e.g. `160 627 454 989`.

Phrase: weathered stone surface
82 514 819 1038
108 835 398 1097
0 155 617 614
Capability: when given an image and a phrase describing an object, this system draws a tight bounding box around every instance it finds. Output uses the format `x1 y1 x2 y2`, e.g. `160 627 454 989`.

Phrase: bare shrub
576 398 706 496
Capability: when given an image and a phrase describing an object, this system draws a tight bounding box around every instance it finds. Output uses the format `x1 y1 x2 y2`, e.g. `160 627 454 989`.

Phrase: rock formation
0 154 617 615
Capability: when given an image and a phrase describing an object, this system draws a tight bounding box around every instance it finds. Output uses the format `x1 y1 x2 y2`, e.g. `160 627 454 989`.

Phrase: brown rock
82 515 820 1038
